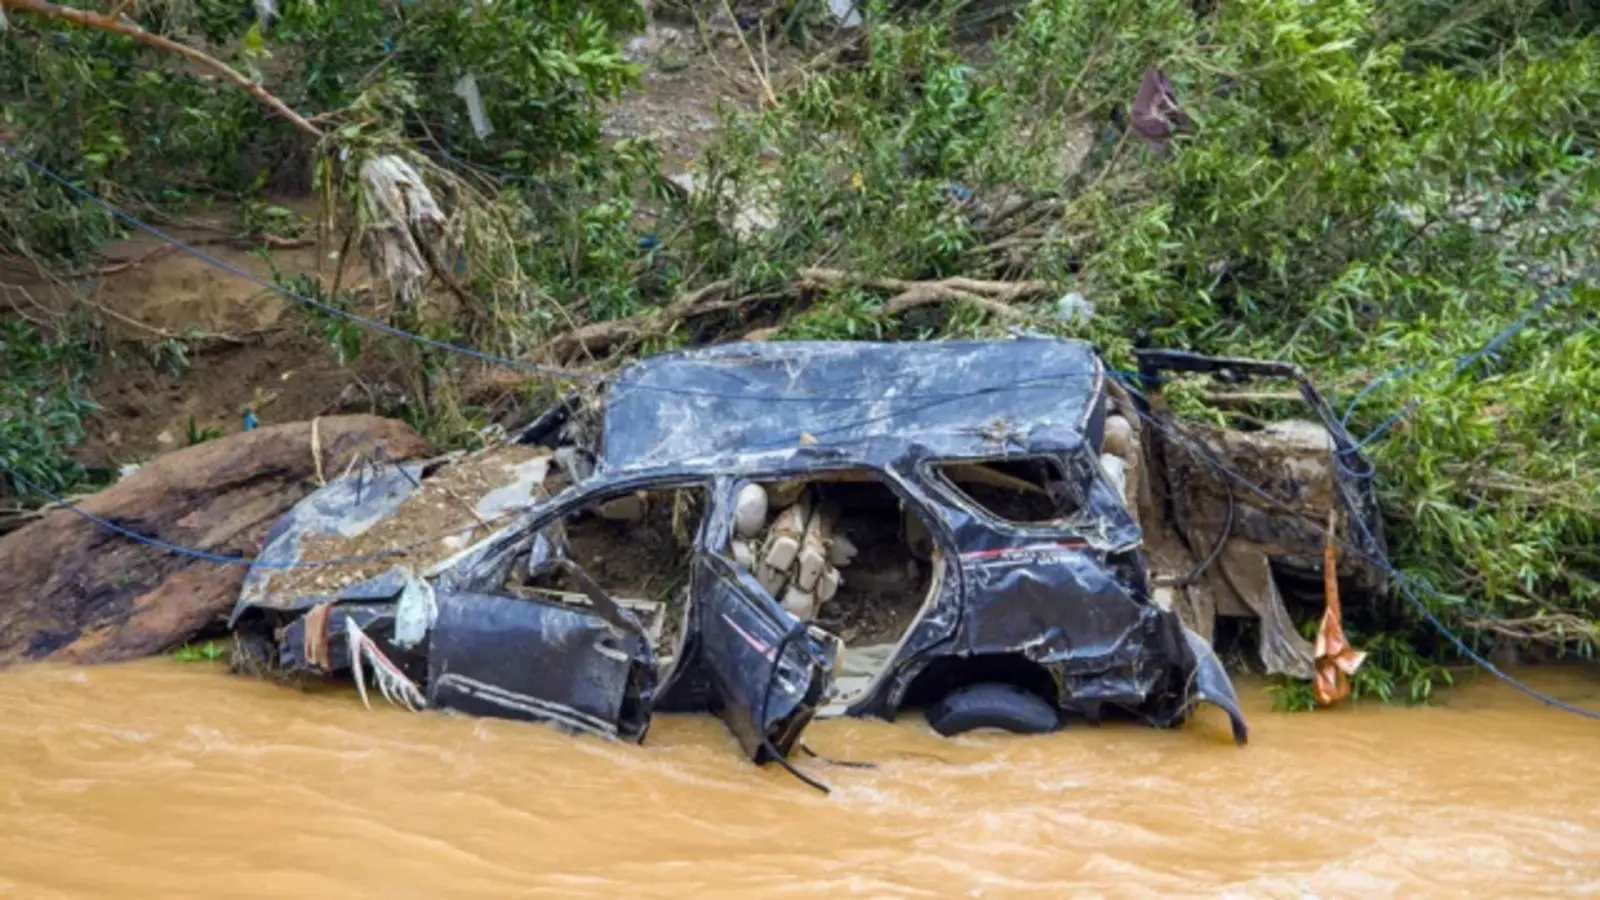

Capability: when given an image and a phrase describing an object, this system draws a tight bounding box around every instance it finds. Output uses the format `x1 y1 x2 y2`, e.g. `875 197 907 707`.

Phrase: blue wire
9 137 1597 719
1340 363 1423 429
1337 266 1595 453
1110 371 1600 723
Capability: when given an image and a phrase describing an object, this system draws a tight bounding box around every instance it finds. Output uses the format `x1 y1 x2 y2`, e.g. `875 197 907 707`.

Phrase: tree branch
799 267 1053 322
2 0 324 140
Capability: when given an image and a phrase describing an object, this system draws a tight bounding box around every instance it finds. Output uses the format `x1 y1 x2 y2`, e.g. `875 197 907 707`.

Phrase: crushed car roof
600 338 1105 472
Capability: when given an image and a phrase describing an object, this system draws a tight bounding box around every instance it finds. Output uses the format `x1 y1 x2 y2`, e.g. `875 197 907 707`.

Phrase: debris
1131 348 1389 680
828 0 862 27
1314 510 1367 705
347 617 426 712
666 171 778 238
359 155 447 306
452 73 494 141
304 602 332 670
1055 292 1095 325
1103 413 1133 457
393 570 438 650
1130 68 1192 154
828 532 858 567
764 497 809 572
229 339 1376 774
734 483 768 538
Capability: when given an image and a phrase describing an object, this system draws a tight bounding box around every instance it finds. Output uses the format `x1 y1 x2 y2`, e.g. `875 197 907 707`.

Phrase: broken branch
541 279 738 360
1 0 325 140
799 267 1053 322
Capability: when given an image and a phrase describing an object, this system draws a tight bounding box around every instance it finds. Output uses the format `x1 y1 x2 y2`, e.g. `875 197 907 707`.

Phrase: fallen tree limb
539 268 1051 364
1 0 325 140
1464 612 1600 645
541 279 736 359
87 235 314 278
799 267 1053 322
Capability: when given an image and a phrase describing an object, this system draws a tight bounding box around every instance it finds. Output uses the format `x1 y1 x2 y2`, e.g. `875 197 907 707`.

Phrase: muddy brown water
2 661 1598 898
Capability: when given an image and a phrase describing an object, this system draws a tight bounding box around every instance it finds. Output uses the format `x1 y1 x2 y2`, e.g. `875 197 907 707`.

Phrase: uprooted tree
1 0 1598 702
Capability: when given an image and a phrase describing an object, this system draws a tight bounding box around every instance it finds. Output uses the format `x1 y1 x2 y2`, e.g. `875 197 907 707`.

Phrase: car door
426 476 706 744
691 477 836 763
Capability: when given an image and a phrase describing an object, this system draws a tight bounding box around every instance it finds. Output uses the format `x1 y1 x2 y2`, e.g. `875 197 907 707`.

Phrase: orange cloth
1313 512 1367 706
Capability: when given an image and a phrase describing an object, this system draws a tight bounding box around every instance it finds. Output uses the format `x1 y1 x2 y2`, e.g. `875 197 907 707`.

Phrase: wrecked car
230 338 1388 775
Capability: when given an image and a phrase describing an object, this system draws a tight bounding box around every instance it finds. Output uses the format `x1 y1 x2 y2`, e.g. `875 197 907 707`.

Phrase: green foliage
1 0 644 264
183 415 224 447
4 0 1599 687
172 640 229 662
0 320 98 502
678 0 1600 664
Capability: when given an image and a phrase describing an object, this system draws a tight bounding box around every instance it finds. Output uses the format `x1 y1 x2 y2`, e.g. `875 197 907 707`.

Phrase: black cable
758 622 833 794
799 742 878 769
1112 373 1600 723
1154 482 1234 589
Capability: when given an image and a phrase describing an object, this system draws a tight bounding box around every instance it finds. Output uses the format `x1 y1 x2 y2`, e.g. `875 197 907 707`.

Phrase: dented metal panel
601 338 1104 471
233 337 1268 783
427 590 651 741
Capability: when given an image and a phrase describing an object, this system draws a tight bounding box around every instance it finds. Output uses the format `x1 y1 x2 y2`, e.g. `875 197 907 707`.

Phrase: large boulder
0 416 430 666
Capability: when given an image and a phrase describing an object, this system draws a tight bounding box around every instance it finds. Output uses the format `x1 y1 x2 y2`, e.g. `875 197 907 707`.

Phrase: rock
665 172 778 239
0 416 430 667
781 585 817 622
622 25 685 63
733 483 768 538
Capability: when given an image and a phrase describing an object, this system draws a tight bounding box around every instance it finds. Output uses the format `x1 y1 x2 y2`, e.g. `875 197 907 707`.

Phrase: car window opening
509 486 705 677
936 457 1080 524
727 472 940 710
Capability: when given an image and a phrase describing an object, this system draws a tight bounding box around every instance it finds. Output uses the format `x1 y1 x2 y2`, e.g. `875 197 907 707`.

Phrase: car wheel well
899 653 1059 711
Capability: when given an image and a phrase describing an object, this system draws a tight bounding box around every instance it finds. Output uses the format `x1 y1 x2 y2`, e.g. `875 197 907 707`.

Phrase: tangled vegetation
2 0 1597 697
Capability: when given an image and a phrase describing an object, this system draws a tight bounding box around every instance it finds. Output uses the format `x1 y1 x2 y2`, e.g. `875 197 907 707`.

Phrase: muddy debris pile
224 338 1400 779
3 338 1389 786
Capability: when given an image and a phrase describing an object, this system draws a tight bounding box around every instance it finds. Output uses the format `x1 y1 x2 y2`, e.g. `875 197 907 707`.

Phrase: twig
79 293 260 345
88 243 179 277
65 234 312 279
1464 613 1599 645
408 221 477 312
2 0 325 139
719 0 777 106
1202 391 1305 404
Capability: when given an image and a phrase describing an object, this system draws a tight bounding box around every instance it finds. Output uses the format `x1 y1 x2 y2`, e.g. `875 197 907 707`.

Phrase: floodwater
1 661 1597 899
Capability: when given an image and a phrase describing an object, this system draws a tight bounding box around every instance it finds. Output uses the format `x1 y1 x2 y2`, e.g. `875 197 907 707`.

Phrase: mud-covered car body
230 338 1249 766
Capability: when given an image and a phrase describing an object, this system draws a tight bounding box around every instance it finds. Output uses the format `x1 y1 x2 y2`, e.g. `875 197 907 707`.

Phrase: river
1 659 1596 898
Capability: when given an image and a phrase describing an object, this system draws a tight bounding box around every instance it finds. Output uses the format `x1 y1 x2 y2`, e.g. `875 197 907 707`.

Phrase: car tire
925 682 1060 737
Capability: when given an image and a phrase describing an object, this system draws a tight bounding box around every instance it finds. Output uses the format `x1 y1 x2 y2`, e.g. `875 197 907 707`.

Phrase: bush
0 319 98 501
3 0 1597 677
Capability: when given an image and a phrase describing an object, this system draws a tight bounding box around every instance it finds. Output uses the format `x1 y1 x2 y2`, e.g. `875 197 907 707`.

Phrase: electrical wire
1111 372 1600 723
